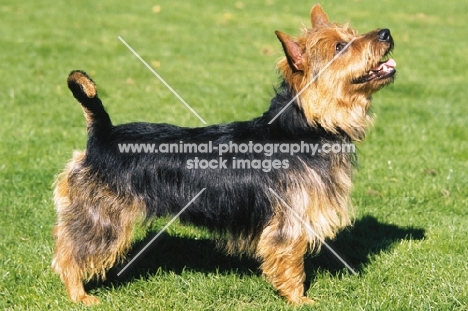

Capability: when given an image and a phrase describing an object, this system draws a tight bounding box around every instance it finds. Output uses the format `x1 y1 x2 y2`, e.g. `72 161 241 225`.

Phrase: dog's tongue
377 58 396 71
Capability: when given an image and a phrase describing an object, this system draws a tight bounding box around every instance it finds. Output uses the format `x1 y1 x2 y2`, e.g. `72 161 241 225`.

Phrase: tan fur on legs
256 216 314 305
52 151 145 305
52 227 99 305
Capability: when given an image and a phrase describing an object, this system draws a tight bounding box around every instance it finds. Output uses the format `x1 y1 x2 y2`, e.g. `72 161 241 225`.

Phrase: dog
52 4 395 305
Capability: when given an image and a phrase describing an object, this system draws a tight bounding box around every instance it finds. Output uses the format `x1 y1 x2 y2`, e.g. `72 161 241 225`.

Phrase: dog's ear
310 4 330 28
275 30 304 72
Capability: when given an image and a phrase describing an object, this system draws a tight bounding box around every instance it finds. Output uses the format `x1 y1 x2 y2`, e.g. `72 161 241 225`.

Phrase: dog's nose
378 29 391 42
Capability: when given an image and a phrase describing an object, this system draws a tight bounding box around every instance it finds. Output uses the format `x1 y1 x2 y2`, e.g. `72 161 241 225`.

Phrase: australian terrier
52 4 395 305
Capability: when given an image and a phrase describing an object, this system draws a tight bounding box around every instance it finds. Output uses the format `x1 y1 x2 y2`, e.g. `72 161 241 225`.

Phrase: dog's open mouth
353 58 396 84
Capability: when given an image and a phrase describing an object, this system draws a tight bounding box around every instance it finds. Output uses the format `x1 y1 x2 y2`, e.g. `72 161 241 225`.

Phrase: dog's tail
67 70 112 137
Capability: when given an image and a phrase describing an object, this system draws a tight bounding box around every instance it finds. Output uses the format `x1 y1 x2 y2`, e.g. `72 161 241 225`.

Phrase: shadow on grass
306 214 426 273
87 214 425 292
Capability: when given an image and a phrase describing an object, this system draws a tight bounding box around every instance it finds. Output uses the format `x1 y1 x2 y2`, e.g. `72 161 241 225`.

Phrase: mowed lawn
1 0 467 310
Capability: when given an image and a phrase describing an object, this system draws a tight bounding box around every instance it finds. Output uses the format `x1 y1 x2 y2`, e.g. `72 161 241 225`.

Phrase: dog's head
275 4 396 140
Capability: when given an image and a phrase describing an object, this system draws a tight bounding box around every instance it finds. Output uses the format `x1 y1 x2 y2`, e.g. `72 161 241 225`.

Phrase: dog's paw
286 295 316 305
81 294 100 306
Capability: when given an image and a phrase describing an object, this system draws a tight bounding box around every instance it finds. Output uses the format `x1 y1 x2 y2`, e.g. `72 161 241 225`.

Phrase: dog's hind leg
52 154 144 304
52 224 100 305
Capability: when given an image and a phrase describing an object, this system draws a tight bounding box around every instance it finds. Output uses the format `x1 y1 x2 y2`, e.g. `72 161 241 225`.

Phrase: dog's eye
335 42 348 54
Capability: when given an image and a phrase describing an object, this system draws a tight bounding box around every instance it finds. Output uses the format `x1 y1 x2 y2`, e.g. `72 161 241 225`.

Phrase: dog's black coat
73 77 354 241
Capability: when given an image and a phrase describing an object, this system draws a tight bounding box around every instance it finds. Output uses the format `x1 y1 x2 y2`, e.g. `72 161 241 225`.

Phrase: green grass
1 0 467 310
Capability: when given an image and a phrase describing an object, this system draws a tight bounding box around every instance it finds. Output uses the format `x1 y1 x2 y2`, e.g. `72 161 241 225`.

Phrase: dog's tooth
376 63 387 72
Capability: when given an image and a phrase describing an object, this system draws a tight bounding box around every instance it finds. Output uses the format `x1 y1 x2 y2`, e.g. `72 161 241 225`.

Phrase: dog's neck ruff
265 81 354 142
